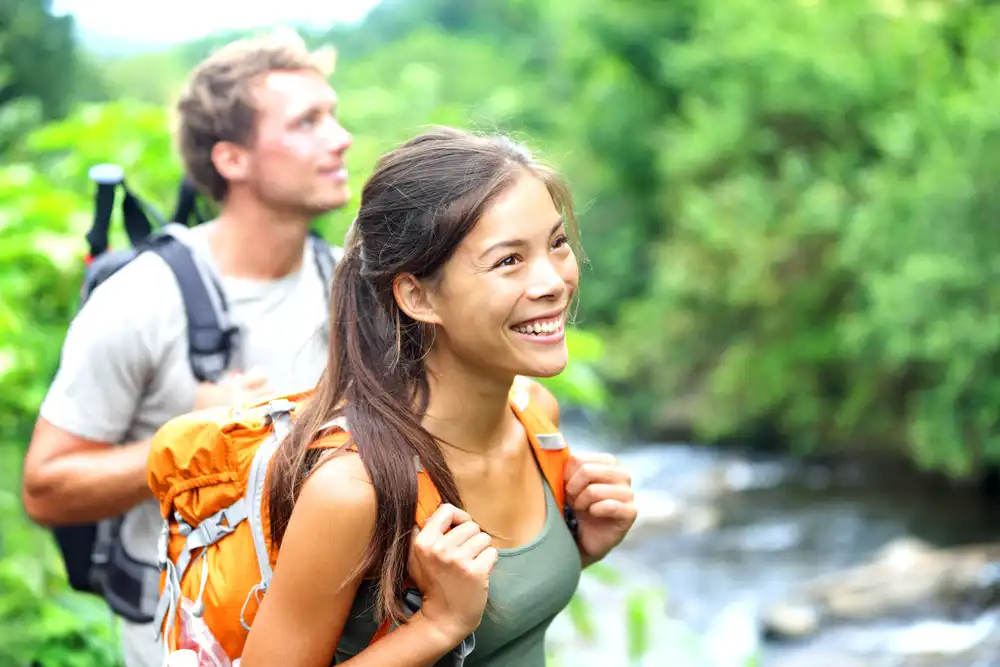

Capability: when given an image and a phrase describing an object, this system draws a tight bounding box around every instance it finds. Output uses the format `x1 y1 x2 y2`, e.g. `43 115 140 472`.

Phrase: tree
0 0 78 121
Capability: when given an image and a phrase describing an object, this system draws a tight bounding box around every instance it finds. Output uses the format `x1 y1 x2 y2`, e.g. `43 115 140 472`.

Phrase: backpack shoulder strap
315 380 571 534
508 378 570 511
308 231 342 303
365 381 572 650
146 229 237 383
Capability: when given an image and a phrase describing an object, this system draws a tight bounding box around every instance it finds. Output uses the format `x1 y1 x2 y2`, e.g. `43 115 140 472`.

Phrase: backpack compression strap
154 398 299 658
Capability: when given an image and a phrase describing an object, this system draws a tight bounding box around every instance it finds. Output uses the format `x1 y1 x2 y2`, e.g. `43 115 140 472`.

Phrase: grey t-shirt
39 222 331 663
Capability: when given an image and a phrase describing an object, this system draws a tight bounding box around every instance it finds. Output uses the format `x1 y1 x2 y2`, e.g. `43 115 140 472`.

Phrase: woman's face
424 172 580 381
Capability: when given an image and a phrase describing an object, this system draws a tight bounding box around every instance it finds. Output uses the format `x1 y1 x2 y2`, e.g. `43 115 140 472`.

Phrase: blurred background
5 0 1000 665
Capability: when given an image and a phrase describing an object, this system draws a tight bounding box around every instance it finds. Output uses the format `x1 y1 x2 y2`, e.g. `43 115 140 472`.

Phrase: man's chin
303 189 351 218
320 187 351 212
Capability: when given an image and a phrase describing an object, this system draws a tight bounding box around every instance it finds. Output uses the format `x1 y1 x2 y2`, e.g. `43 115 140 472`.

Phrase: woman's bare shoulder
296 449 376 523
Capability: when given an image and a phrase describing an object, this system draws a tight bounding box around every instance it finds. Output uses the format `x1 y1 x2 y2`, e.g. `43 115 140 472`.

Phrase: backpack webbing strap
309 231 340 303
246 401 295 594
149 236 237 383
87 176 155 260
171 177 205 227
236 403 295 632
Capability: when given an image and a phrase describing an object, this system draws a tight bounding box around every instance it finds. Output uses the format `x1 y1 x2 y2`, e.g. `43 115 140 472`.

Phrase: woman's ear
393 273 442 325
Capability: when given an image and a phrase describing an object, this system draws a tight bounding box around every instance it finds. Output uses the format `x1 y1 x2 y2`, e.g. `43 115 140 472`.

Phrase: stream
545 417 1000 667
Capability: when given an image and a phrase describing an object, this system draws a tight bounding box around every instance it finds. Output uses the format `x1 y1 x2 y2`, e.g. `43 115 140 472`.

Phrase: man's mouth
320 167 348 182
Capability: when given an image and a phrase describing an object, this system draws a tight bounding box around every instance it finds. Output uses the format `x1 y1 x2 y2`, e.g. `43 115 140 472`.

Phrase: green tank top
334 479 583 666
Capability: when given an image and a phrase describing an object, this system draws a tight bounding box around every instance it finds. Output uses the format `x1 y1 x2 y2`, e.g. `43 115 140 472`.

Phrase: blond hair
174 28 337 202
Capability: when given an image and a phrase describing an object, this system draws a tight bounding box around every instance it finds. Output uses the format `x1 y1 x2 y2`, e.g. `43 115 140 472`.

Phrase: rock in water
760 537 1000 641
761 600 821 640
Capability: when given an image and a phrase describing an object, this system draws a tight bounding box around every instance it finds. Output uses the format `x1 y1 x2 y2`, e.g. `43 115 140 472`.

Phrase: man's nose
321 117 352 153
332 123 353 152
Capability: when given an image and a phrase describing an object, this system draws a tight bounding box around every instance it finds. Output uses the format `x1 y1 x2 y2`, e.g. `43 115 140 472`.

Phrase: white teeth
513 317 562 335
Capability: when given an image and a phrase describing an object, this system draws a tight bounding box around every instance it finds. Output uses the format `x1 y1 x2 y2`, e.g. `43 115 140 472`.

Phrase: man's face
240 69 353 219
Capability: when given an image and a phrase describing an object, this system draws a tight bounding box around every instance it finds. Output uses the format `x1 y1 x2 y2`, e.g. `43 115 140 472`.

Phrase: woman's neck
421 355 516 458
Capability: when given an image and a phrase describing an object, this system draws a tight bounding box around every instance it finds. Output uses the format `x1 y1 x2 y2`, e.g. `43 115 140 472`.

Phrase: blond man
21 30 352 667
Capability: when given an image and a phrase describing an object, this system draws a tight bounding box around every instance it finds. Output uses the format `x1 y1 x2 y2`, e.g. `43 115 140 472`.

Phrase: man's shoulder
85 248 185 311
74 244 204 348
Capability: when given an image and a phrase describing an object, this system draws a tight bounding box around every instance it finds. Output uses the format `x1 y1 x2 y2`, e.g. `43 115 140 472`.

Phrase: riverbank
551 417 1000 666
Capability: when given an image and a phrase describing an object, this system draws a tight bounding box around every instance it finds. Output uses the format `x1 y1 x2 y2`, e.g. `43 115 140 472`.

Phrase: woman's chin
520 352 569 379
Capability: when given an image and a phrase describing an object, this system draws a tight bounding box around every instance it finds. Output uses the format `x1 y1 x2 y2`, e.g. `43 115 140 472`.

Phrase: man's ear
211 141 250 184
393 273 442 326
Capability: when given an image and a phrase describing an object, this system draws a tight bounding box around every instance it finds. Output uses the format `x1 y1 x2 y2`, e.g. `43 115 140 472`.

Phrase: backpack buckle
265 399 296 418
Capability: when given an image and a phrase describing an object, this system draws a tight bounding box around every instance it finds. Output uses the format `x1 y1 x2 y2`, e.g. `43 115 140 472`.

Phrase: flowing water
545 417 1000 667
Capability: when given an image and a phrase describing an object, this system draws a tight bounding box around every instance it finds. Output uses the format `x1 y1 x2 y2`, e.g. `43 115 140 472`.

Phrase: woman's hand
408 504 498 646
565 452 637 566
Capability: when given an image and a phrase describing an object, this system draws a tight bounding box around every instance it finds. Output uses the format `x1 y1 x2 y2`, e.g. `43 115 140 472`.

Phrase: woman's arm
239 453 461 667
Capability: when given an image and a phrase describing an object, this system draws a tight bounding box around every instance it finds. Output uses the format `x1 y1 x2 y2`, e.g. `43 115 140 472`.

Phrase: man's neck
208 199 311 280
421 352 517 458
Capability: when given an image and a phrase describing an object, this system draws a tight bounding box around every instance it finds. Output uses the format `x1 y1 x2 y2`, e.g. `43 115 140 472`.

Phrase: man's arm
21 258 163 527
22 420 153 525
22 372 273 525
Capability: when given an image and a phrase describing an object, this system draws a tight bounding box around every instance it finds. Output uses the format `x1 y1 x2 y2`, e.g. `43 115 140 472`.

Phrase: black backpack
52 164 337 622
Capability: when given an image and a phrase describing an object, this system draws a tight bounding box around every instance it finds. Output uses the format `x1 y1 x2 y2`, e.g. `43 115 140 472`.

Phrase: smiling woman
422 173 579 381
202 125 640 667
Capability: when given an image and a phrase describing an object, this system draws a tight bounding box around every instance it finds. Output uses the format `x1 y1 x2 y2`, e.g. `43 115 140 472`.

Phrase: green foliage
0 164 83 441
0 445 122 667
538 329 609 411
16 0 1000 661
603 0 1000 476
0 102 185 442
0 0 78 121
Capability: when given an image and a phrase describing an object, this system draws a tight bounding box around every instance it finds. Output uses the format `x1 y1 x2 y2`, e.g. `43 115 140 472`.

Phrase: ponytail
267 242 462 627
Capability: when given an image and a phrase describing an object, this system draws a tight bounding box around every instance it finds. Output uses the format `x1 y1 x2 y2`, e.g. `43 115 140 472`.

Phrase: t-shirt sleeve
39 257 164 444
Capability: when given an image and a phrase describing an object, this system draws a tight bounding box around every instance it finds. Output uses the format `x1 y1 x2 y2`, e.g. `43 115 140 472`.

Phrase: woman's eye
495 255 520 269
552 235 569 249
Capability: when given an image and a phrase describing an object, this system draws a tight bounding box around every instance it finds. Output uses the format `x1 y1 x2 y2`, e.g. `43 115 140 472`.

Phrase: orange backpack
146 378 573 663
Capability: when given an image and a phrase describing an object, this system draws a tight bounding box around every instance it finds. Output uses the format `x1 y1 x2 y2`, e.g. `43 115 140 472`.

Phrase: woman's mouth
510 313 566 343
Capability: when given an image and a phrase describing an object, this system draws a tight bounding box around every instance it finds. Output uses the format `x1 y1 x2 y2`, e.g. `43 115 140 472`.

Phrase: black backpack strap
87 164 157 260
171 176 206 227
148 233 238 383
309 230 341 303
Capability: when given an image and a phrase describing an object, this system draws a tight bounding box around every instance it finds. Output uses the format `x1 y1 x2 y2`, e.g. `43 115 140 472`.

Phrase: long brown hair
267 126 580 627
